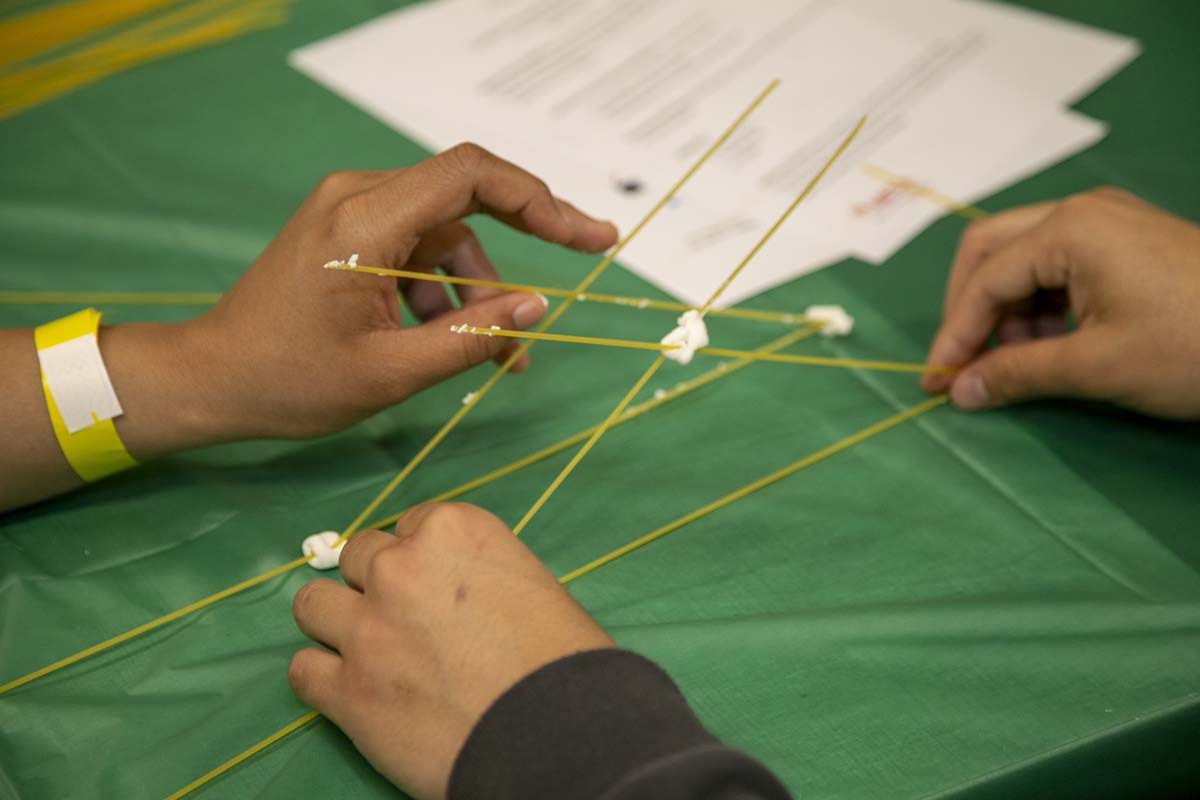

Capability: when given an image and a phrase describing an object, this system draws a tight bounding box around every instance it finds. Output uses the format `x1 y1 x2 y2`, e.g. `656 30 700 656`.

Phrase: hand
923 188 1200 419
287 503 614 800
186 142 618 440
0 145 617 511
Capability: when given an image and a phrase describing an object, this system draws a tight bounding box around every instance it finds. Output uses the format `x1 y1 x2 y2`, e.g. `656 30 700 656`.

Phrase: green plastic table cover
1 2 1198 798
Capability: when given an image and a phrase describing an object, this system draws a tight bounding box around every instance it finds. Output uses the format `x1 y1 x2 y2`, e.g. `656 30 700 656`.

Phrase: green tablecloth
1 2 1198 798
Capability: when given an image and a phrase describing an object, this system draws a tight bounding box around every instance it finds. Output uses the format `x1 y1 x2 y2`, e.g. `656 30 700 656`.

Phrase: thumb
389 292 548 392
949 333 1094 410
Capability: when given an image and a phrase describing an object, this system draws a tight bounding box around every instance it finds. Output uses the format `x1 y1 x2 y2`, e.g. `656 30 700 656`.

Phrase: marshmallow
322 253 359 269
805 305 854 337
302 531 344 570
660 310 709 365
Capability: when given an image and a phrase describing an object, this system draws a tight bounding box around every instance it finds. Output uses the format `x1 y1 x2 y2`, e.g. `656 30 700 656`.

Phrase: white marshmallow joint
660 310 709 365
323 253 360 268
303 531 345 570
805 305 854 337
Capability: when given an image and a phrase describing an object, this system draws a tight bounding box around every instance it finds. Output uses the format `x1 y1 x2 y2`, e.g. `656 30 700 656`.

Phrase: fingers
372 143 618 254
379 291 548 395
390 501 460 542
292 578 363 650
947 331 1101 410
287 646 343 715
338 529 396 592
405 223 535 371
554 197 620 252
401 266 456 323
410 222 505 306
924 219 1073 393
943 202 1058 319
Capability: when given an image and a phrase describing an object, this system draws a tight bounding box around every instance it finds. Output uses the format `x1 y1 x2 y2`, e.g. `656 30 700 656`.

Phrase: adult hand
923 188 1200 419
188 142 618 440
288 503 613 800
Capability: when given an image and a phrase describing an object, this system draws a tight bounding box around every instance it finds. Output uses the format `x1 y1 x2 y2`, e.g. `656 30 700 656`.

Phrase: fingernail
951 372 990 410
513 297 547 329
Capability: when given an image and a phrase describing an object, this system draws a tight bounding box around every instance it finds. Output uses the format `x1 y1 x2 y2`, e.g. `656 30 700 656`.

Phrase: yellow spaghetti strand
332 80 780 548
698 348 954 375
451 325 955 376
163 710 322 800
511 115 867 537
698 116 867 317
0 327 814 698
0 556 310 696
862 164 989 221
455 326 676 353
512 352 668 535
164 393 947 799
325 264 812 326
364 326 817 531
559 394 948 584
0 291 222 305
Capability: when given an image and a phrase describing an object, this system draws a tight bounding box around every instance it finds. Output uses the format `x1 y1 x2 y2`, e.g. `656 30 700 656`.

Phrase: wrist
101 320 236 460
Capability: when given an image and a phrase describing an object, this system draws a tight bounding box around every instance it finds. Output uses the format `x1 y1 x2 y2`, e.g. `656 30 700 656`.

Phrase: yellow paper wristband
34 309 138 482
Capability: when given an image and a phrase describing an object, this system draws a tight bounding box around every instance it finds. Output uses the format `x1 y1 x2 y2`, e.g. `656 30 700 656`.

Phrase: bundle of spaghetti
0 0 178 69
0 0 293 119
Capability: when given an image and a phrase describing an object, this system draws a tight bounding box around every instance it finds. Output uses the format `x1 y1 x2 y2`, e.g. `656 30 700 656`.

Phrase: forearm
0 321 226 512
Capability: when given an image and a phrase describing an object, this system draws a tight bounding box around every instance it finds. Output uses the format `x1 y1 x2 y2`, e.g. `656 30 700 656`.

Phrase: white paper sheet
290 0 1136 307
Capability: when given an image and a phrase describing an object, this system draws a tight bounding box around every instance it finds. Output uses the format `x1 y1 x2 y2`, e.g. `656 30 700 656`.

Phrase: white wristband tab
36 332 124 433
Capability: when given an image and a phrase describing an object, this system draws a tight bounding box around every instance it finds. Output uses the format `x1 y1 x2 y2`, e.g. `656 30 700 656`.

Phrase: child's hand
924 188 1200 419
189 142 618 440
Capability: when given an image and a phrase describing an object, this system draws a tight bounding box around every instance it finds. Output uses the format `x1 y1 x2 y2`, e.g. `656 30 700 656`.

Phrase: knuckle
419 501 469 529
412 502 494 545
443 141 490 173
1057 192 1101 220
328 192 371 239
366 544 409 585
1089 185 1128 201
959 218 993 251
314 170 358 199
